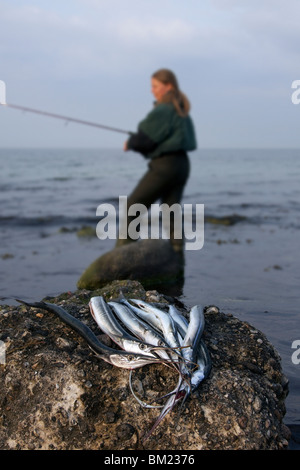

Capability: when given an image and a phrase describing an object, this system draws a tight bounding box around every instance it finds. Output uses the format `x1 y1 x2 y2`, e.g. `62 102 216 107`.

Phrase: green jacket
128 102 197 159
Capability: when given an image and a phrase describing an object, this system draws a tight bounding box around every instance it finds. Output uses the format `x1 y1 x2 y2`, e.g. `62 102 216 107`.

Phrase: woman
118 68 197 252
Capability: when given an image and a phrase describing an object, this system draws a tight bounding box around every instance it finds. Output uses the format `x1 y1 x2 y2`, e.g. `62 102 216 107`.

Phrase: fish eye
128 355 134 361
139 343 146 350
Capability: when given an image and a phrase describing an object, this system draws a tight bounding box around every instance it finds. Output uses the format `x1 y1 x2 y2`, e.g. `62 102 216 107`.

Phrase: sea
0 147 299 447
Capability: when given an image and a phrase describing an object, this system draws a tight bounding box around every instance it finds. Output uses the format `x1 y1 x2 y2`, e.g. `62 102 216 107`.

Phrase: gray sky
0 0 300 148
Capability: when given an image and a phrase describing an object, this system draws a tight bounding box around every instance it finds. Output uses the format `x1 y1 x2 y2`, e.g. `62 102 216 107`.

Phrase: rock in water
77 239 184 290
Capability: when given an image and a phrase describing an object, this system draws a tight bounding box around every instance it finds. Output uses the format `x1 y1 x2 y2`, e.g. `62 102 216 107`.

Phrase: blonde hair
152 68 191 117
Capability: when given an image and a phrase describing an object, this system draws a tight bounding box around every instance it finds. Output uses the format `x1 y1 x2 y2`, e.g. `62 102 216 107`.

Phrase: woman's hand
123 140 128 151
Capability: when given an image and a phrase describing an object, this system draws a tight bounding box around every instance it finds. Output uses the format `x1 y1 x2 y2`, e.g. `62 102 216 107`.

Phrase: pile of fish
18 295 211 440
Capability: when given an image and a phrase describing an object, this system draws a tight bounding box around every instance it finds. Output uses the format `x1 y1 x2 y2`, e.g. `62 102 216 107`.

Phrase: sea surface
0 148 299 444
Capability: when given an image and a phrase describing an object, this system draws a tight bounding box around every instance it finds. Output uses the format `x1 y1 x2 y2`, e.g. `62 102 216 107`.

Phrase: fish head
134 340 158 356
108 353 158 369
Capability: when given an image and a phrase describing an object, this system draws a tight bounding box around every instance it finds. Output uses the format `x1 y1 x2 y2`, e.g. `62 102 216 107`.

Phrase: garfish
18 295 212 441
120 298 163 333
191 340 212 391
89 296 162 359
168 303 204 385
120 298 182 363
170 305 211 392
129 299 182 359
108 301 172 363
17 299 167 370
127 300 209 401
168 304 188 339
170 304 208 381
181 304 205 366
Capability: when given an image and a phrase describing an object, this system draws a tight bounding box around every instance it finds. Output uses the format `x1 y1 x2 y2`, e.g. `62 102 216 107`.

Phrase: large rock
0 280 290 450
77 239 184 291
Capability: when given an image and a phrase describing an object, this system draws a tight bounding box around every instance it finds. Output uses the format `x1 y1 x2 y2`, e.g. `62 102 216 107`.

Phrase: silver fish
192 340 212 391
168 304 188 338
183 305 205 351
129 299 182 357
89 296 161 358
108 301 172 362
182 304 205 367
169 304 210 393
120 298 181 362
18 294 212 439
17 299 164 370
89 296 131 339
120 298 163 333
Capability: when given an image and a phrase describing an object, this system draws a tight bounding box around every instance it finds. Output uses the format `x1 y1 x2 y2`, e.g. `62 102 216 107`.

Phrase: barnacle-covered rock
0 280 290 450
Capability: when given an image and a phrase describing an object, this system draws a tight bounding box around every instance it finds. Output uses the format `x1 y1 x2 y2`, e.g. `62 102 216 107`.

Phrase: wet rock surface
77 239 184 291
0 280 290 450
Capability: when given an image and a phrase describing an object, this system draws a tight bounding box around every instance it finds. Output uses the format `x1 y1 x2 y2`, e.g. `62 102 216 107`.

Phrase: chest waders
115 151 190 252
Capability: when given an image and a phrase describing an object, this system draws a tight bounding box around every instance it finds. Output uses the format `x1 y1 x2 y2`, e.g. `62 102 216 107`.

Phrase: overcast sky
0 0 300 148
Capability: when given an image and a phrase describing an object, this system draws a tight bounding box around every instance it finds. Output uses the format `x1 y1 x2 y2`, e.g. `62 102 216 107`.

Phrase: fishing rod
0 80 131 135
